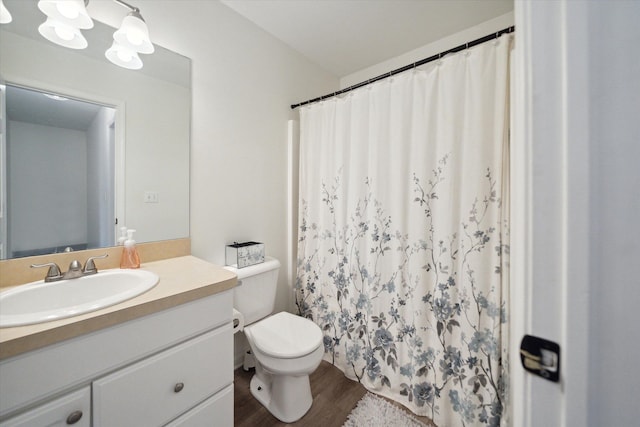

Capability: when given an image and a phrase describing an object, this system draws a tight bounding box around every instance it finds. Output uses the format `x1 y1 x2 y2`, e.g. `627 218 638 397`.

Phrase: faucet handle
31 262 63 282
68 260 82 271
83 254 109 275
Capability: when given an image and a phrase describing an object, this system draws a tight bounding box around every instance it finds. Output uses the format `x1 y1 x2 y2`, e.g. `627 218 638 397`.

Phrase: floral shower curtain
295 34 511 427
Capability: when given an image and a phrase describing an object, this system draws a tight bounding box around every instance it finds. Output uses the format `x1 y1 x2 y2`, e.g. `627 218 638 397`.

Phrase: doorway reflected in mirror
2 84 116 259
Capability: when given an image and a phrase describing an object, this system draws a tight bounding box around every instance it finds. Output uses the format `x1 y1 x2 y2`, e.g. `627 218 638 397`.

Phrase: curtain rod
291 25 515 110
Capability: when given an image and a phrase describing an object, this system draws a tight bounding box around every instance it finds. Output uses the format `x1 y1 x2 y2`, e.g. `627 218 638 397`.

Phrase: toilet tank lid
223 257 280 279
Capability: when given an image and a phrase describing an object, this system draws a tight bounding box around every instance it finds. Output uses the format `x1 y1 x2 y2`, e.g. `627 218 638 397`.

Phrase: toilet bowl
224 258 324 423
244 311 323 423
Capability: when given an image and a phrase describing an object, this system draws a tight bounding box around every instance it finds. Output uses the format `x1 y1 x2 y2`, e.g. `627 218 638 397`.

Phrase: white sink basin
0 269 159 328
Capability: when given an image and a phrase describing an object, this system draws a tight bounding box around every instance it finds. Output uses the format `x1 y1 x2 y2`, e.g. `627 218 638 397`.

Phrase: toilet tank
224 257 280 325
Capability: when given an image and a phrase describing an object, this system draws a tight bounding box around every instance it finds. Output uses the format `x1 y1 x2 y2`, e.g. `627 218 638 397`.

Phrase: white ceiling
220 0 514 77
6 85 105 131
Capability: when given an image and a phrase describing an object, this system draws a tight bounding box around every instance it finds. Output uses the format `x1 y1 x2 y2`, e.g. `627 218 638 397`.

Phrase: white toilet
225 257 324 423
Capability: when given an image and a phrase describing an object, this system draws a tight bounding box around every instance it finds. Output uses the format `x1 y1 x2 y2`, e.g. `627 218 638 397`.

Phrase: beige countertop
0 255 237 361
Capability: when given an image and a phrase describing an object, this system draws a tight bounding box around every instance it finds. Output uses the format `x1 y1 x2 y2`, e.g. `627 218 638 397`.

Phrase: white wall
340 12 514 88
121 1 338 367
7 121 87 255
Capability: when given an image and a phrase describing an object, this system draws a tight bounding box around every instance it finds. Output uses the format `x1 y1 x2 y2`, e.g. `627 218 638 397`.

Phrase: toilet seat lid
248 311 322 359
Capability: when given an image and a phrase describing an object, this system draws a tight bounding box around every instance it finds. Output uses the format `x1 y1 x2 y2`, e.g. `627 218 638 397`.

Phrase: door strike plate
520 335 560 383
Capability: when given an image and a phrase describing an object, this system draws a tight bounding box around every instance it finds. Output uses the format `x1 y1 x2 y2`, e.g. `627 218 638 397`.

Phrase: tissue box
225 241 265 268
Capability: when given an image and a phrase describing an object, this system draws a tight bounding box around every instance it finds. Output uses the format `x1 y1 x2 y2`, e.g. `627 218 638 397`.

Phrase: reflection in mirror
0 0 191 260
4 84 116 258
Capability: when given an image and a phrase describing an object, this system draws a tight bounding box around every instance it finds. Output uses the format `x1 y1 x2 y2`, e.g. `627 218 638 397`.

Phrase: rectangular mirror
0 0 191 259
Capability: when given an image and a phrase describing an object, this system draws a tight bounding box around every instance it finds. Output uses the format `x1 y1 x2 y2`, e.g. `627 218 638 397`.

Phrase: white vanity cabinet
0 290 234 427
93 326 230 426
164 385 233 427
0 387 90 427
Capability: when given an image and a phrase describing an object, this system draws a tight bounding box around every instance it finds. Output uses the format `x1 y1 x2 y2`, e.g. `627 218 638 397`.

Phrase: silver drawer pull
66 410 83 425
174 382 184 393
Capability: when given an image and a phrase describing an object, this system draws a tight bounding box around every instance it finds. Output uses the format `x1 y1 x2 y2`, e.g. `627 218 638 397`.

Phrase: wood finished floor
234 361 436 427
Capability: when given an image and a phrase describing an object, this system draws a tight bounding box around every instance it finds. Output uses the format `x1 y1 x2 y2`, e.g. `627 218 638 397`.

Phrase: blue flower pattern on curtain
296 34 511 427
295 156 509 426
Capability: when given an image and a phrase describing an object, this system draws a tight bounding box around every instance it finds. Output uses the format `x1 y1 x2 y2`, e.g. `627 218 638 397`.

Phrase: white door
512 1 640 426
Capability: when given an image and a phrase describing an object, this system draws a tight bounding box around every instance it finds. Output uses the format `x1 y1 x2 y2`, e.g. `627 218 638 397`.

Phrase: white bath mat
342 393 434 427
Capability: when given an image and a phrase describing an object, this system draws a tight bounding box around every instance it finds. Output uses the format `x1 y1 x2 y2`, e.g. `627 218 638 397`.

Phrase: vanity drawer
0 387 90 427
92 325 232 427
165 384 233 427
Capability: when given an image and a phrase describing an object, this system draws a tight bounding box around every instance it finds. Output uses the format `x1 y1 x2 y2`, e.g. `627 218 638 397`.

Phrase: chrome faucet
82 254 108 275
31 254 109 282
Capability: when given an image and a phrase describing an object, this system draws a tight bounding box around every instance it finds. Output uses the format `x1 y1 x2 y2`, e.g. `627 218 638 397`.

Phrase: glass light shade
113 11 154 54
105 41 143 70
0 0 12 24
38 18 87 49
38 0 93 29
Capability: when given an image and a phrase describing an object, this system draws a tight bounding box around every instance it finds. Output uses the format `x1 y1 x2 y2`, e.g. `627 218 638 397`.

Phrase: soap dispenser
120 229 140 269
117 226 128 245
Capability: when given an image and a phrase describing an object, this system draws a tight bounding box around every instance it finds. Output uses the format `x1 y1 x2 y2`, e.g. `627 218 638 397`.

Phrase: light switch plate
143 192 159 203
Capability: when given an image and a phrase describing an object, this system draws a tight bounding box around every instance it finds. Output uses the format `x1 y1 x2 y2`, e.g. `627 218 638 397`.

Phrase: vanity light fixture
37 0 92 49
106 0 154 69
112 2 154 54
105 41 143 70
31 0 153 69
0 0 12 24
38 0 94 30
38 17 88 49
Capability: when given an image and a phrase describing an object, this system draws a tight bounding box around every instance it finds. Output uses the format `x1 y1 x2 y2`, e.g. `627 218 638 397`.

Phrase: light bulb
38 0 93 29
117 49 133 63
113 11 154 54
38 18 87 49
105 41 143 70
54 23 75 41
126 30 144 47
56 2 79 19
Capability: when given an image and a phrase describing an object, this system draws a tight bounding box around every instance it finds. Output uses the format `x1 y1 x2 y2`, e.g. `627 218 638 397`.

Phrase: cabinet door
93 325 232 427
165 385 233 427
0 387 90 427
